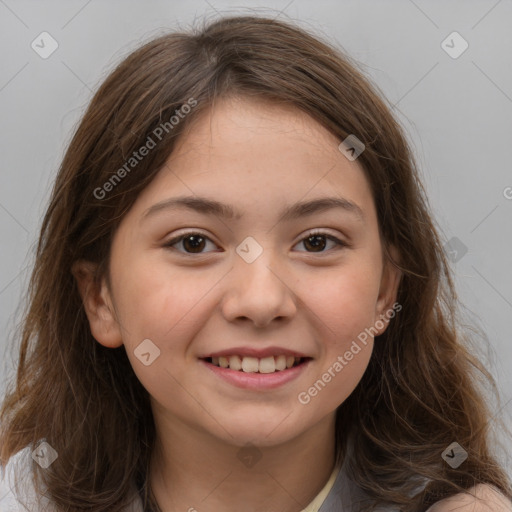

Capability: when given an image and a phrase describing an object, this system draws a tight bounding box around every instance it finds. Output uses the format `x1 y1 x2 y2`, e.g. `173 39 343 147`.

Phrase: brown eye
164 233 217 254
303 234 327 252
295 232 345 253
181 234 206 253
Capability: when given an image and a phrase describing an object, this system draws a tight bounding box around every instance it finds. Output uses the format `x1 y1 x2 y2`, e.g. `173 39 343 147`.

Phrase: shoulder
0 446 60 512
0 447 36 511
1 446 143 512
426 484 512 512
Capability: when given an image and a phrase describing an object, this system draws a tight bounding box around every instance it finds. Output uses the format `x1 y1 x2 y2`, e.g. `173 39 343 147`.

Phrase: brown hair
1 14 510 512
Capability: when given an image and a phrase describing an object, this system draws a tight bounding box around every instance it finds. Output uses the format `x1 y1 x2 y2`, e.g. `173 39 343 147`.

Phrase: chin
211 415 306 449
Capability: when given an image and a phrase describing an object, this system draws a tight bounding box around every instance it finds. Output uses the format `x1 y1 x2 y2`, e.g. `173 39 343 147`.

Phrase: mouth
201 355 311 374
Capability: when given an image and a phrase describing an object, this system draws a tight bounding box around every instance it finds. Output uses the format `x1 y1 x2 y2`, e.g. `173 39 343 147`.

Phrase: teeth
259 356 275 374
209 355 304 373
241 356 259 373
229 355 242 371
275 355 286 371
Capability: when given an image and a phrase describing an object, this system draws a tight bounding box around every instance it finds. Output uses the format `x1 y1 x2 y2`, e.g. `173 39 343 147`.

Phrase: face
76 96 400 448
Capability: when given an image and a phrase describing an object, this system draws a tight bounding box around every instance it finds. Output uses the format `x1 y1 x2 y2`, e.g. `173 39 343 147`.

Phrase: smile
203 355 309 373
200 355 312 390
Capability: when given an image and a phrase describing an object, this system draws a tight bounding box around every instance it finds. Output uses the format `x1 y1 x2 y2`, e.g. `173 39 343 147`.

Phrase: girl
1 14 511 512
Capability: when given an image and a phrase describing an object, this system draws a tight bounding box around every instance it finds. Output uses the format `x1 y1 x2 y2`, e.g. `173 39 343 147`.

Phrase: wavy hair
1 14 510 512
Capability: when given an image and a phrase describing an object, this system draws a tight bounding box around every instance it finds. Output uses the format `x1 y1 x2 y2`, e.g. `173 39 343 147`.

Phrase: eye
163 232 219 254
293 230 346 253
163 230 346 255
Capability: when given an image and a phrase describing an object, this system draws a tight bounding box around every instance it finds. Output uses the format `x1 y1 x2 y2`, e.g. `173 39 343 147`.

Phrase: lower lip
200 359 312 390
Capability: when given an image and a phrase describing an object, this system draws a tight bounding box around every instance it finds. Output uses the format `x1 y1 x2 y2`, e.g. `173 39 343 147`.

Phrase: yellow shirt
301 463 341 512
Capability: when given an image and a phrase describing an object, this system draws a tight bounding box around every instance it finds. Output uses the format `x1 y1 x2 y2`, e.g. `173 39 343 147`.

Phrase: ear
71 260 123 348
374 245 402 336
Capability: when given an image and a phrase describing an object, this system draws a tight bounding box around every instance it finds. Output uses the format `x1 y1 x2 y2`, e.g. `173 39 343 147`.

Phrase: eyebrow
142 195 364 223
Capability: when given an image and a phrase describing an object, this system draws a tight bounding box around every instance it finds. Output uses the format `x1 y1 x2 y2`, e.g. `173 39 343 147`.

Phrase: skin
73 95 403 512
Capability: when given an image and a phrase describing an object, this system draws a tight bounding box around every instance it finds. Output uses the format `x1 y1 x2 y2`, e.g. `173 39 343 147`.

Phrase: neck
148 412 339 512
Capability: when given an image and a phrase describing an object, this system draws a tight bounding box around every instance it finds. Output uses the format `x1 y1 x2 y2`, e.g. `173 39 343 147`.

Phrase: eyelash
163 229 347 255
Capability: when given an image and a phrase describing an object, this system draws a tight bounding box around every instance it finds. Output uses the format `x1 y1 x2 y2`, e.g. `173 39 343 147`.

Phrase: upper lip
200 346 311 359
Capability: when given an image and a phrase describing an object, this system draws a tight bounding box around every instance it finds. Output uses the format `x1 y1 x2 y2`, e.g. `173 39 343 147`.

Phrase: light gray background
1 0 511 475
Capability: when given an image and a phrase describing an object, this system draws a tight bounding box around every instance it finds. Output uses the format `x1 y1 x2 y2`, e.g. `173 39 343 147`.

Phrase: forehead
175 95 341 159
130 96 377 227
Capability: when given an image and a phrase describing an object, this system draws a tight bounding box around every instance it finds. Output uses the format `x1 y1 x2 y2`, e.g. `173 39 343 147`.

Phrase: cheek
111 257 221 342
293 264 380 409
299 340 373 411
114 261 216 405
302 262 381 344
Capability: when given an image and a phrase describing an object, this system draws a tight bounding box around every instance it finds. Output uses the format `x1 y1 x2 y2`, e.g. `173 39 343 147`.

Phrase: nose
220 251 297 328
